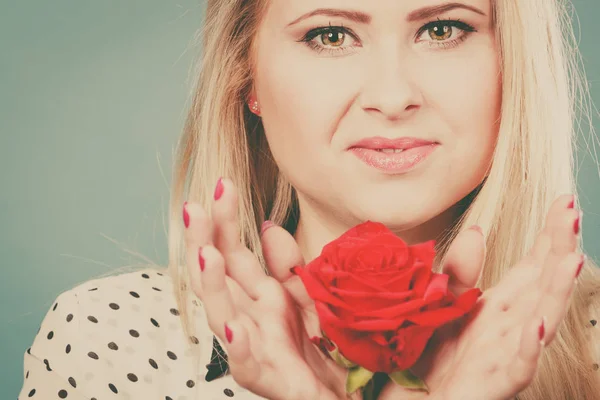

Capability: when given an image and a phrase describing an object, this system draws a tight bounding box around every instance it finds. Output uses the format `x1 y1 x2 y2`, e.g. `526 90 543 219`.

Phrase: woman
19 0 600 399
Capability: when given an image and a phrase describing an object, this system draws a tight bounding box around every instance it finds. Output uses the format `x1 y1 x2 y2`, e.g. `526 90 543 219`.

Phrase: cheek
419 45 501 170
255 42 359 168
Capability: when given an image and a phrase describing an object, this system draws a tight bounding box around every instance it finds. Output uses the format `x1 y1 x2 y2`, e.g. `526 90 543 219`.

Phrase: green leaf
346 366 375 394
389 370 429 393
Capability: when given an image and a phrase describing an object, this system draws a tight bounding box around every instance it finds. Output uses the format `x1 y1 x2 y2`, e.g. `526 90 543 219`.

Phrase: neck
292 196 464 264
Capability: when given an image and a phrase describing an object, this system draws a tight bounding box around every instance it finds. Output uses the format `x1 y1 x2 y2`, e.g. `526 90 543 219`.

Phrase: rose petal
390 325 436 370
318 306 396 373
294 267 352 309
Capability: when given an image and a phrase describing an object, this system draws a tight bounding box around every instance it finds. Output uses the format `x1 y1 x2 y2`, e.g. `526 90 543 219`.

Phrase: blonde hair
168 0 600 398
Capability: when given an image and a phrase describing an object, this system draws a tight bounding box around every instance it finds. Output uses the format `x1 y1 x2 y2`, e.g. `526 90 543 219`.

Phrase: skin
252 0 500 261
181 1 583 399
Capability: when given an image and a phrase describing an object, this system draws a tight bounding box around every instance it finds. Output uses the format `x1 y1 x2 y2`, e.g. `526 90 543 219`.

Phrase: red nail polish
538 317 545 341
214 178 224 201
199 248 205 272
183 202 190 228
225 323 233 343
573 212 582 235
567 195 575 209
576 255 586 278
261 220 275 235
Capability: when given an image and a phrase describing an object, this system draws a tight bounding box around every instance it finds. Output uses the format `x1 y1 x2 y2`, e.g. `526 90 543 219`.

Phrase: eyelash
298 18 477 56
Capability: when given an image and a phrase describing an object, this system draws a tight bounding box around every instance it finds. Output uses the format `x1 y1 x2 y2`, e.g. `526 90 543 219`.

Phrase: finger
261 222 313 310
211 178 269 299
184 202 214 298
222 318 262 390
200 245 238 337
534 252 583 344
539 208 581 288
507 316 545 393
483 262 540 316
441 225 486 296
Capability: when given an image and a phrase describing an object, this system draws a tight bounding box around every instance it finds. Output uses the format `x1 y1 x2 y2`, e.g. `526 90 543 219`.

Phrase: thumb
441 225 486 296
260 221 313 310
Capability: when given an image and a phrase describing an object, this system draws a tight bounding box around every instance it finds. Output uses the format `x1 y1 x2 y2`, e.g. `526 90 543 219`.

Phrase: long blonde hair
168 0 600 398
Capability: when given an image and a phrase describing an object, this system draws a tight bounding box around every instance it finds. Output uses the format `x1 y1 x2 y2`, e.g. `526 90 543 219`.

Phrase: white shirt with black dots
19 269 264 399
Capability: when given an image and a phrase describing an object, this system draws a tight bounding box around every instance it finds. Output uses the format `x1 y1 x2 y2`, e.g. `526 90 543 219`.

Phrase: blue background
1 1 599 397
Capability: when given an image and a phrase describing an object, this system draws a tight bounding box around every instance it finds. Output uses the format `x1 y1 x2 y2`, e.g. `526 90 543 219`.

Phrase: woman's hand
380 194 583 400
183 178 350 400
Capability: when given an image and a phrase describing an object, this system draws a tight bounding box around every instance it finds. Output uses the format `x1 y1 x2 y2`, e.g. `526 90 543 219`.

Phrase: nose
357 52 423 121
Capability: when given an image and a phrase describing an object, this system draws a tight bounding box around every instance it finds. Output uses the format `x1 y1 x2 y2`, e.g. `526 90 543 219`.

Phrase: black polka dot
170 308 180 316
66 314 73 322
26 370 29 379
87 316 98 323
129 329 140 338
58 389 68 398
224 388 234 397
157 272 163 276
108 342 119 350
150 318 160 327
44 359 52 371
152 287 162 292
47 331 54 340
186 380 195 388
142 273 150 279
130 291 140 298
127 373 138 382
27 347 31 354
167 351 177 360
88 352 99 360
190 336 199 345
109 383 118 393
591 320 597 327
149 358 158 369
53 303 58 311
68 377 76 388
109 303 120 310
65 344 71 354
88 287 98 291
165 397 173 400
28 388 35 397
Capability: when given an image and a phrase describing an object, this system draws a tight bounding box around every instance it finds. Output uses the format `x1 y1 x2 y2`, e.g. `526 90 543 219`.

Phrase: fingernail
214 178 224 201
225 323 233 343
199 247 205 272
261 220 275 235
538 316 546 343
567 195 576 209
576 254 586 278
469 225 484 235
574 211 582 235
183 202 190 228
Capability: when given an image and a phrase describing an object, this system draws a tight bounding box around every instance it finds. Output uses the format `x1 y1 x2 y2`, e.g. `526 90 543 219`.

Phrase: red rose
294 221 481 374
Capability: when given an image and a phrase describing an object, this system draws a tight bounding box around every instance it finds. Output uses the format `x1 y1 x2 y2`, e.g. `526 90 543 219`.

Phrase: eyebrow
286 2 486 27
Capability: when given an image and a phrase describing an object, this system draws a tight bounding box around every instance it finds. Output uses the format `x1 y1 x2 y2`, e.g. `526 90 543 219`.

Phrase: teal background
1 1 598 397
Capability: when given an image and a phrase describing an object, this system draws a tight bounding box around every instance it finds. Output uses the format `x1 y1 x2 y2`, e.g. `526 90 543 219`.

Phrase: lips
348 136 437 151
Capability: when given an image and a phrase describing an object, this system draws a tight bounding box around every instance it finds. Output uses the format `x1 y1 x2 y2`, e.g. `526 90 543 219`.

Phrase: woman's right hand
183 179 351 400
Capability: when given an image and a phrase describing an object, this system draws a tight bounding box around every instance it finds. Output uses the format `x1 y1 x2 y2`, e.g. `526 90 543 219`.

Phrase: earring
249 99 261 116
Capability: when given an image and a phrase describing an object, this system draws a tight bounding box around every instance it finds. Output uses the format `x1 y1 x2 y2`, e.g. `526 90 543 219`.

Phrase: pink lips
348 136 438 174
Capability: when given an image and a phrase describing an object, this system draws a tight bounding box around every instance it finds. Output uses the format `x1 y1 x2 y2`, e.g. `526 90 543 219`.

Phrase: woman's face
253 0 500 241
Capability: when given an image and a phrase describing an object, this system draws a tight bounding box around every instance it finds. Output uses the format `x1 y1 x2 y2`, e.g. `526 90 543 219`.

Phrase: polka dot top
18 269 264 399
